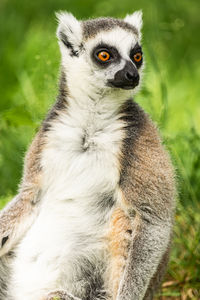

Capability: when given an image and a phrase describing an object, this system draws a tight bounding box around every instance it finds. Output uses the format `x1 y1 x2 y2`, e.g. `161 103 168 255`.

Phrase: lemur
0 11 176 300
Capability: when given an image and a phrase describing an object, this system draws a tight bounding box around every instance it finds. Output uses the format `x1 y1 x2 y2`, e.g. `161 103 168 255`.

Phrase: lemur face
86 29 143 91
56 12 143 94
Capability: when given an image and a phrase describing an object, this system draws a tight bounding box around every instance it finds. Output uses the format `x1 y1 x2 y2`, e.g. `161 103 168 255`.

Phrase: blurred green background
0 0 200 298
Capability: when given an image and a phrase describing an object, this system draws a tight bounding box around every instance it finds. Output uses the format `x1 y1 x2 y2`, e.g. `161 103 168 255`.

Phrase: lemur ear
56 12 82 57
124 10 143 33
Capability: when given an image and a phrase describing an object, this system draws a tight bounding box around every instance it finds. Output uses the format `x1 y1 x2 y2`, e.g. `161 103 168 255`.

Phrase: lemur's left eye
133 52 142 63
97 51 110 62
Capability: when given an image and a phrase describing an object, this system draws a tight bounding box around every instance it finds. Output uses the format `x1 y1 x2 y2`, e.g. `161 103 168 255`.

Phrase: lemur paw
46 290 82 300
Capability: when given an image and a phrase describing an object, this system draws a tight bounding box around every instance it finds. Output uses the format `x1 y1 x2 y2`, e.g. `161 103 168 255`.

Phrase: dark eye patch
92 44 120 67
130 43 143 68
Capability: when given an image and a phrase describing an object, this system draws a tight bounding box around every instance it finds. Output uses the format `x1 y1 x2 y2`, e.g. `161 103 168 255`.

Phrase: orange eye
133 52 142 62
97 51 110 62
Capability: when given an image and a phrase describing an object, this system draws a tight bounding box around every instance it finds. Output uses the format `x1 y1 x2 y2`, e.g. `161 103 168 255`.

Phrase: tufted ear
56 12 82 57
124 10 143 33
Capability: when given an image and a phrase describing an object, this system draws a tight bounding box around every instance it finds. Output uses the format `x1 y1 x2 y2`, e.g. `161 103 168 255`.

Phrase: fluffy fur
0 11 176 300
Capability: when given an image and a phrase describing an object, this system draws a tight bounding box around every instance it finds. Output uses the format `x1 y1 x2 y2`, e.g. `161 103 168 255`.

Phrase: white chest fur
41 97 125 201
10 96 126 300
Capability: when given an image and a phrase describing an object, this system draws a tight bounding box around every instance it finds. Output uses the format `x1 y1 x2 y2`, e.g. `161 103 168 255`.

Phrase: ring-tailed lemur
0 11 176 300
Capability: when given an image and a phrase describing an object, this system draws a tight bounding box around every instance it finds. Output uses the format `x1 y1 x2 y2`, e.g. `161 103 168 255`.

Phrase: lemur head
56 12 143 98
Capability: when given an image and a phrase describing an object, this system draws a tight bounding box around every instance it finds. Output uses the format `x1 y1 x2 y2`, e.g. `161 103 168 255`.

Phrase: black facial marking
92 43 120 67
130 42 143 68
1 236 9 248
59 32 79 57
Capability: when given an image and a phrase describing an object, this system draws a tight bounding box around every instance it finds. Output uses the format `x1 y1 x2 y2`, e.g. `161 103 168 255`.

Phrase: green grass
0 0 200 298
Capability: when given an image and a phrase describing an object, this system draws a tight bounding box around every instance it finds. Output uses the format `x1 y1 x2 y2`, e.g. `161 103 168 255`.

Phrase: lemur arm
0 190 41 256
0 132 43 256
115 101 176 300
116 206 172 300
143 242 171 300
116 157 175 300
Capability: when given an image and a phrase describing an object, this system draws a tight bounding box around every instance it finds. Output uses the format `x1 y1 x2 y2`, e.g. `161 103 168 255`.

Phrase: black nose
125 70 139 84
107 61 140 90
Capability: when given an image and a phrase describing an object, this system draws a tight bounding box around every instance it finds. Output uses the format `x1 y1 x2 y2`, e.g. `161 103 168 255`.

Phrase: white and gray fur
0 11 176 300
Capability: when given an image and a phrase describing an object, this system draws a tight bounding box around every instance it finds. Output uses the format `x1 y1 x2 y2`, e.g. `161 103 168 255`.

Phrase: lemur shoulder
0 11 176 300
